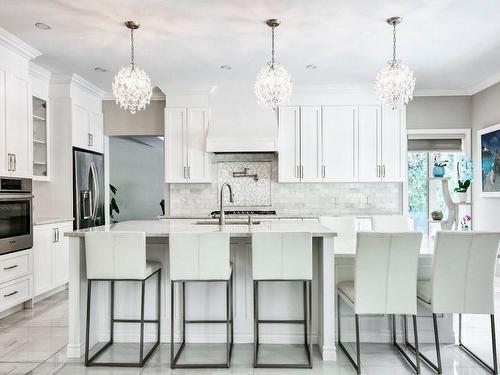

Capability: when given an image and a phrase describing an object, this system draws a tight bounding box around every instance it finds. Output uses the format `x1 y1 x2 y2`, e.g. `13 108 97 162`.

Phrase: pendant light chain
271 26 275 67
392 23 397 63
130 28 135 70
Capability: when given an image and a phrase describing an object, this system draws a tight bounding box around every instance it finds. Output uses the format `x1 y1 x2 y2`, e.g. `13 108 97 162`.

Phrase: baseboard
34 283 68 304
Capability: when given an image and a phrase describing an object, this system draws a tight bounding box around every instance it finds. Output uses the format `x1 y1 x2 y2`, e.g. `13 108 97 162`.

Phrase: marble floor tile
2 288 500 374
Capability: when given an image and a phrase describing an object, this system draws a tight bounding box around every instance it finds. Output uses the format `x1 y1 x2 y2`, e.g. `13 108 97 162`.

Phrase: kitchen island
64 219 338 360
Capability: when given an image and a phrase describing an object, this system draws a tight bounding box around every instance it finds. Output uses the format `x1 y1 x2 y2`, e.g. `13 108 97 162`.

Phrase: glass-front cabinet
32 96 49 180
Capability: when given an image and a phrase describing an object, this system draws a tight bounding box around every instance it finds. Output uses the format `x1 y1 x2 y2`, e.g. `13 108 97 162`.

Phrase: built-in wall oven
0 177 33 255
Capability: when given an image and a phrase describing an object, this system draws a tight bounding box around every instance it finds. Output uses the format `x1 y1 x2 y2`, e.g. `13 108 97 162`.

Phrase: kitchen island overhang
64 219 338 361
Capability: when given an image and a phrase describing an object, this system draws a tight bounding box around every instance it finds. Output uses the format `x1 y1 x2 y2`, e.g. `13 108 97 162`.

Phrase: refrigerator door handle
89 161 99 222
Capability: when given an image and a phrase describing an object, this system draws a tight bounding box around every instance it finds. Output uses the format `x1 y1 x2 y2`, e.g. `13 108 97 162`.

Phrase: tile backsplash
168 153 402 216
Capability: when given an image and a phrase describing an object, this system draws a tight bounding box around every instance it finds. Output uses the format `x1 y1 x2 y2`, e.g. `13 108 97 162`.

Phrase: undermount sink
195 220 260 225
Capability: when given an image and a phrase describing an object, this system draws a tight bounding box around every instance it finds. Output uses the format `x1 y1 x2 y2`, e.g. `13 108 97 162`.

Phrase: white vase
455 192 468 203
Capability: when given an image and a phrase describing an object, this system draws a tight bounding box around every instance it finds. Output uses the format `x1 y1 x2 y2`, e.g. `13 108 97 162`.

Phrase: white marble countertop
34 217 74 226
64 219 337 238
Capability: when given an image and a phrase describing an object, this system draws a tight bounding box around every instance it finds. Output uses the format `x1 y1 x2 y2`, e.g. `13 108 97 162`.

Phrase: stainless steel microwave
0 177 33 255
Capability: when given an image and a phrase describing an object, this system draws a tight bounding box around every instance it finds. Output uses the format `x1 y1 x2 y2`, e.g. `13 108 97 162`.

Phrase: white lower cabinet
33 221 73 297
0 249 33 313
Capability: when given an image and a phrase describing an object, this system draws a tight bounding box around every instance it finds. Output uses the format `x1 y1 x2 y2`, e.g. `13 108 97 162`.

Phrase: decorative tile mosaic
217 161 272 207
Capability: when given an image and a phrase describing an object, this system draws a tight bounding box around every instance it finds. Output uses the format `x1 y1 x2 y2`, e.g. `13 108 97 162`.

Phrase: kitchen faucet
219 182 234 225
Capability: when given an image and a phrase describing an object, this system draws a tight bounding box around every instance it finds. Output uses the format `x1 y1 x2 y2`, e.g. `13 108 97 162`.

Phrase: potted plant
431 210 443 221
109 184 120 223
432 156 448 177
454 179 470 203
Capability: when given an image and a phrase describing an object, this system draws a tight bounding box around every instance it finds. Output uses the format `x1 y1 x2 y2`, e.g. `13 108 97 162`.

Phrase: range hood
206 85 278 153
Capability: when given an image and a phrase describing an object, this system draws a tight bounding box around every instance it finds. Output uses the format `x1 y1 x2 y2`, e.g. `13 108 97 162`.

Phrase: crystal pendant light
112 21 153 114
254 19 293 110
374 17 415 110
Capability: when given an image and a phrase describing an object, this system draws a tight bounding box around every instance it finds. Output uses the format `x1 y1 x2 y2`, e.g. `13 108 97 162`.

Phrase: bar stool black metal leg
85 279 92 365
139 279 145 364
226 278 231 367
393 315 421 374
405 313 442 374
157 271 161 345
458 313 498 374
110 281 114 344
253 280 258 367
308 280 313 366
170 281 175 368
337 293 361 374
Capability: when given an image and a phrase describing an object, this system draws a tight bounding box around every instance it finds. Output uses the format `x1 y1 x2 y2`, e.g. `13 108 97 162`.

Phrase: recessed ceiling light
220 65 232 71
306 64 318 70
35 22 51 30
94 67 108 72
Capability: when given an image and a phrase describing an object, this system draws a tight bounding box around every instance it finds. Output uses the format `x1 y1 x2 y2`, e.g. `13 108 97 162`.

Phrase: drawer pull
3 265 18 270
4 291 18 298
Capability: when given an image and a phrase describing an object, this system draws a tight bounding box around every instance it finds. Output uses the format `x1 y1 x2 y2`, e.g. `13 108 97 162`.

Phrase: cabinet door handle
382 165 386 178
300 165 304 179
52 228 57 243
183 166 186 179
3 265 18 270
7 154 11 171
296 165 299 179
322 165 326 179
56 229 60 242
13 154 16 171
4 291 18 298
187 166 190 179
377 165 381 178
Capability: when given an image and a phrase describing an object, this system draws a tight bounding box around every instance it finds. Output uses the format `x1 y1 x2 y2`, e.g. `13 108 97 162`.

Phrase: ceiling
1 0 500 95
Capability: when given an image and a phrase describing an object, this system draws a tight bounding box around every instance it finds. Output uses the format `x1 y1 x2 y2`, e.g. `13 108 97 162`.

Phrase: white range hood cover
206 85 278 152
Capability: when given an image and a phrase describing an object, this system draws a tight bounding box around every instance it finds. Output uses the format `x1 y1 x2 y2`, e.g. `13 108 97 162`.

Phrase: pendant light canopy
254 19 293 110
374 17 415 110
112 21 153 114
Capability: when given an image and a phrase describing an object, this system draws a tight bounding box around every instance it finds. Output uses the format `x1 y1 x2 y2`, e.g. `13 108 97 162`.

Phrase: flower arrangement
460 215 471 231
454 156 473 202
432 155 448 177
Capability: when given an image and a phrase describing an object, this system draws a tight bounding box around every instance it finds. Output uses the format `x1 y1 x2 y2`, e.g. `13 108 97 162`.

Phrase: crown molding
0 26 41 60
29 62 51 80
51 73 106 98
413 88 472 97
468 71 500 96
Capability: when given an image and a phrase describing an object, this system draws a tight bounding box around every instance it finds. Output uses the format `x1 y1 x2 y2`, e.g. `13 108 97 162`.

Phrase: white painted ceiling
1 0 500 95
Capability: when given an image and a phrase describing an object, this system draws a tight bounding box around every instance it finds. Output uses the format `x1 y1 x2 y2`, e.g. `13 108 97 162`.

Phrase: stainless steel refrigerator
73 148 105 230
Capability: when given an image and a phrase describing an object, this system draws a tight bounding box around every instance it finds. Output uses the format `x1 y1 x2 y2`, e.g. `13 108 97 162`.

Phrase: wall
109 137 164 221
406 96 472 129
168 153 401 217
472 82 500 230
103 100 165 136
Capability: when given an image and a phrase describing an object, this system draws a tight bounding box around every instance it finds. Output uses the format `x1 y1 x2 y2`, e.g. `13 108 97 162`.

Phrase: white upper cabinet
380 106 405 181
186 107 210 182
300 106 322 182
278 106 300 182
279 104 405 183
5 73 32 178
72 104 103 153
88 111 104 153
165 107 210 183
358 106 381 182
322 106 357 182
0 69 6 176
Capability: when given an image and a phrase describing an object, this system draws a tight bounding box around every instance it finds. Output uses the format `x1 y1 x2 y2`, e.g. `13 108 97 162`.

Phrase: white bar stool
337 232 423 374
169 232 233 369
252 232 313 368
371 215 412 231
84 231 161 367
407 231 500 374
